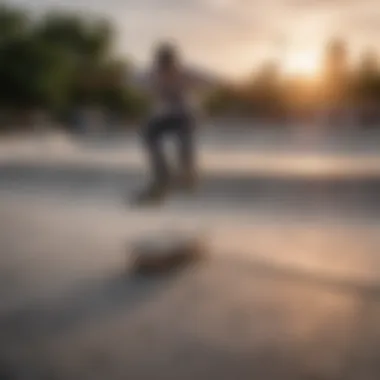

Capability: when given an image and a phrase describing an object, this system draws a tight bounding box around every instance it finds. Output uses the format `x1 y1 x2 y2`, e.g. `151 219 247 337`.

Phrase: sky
7 0 380 78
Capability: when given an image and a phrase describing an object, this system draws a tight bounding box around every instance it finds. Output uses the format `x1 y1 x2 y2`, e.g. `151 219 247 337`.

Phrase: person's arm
183 69 213 120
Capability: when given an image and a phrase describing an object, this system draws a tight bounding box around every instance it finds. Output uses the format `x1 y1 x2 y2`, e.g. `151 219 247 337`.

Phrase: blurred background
1 1 380 380
1 0 380 131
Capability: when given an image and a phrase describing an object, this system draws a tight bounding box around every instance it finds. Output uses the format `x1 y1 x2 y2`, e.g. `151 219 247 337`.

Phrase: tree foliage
205 38 380 125
0 4 146 125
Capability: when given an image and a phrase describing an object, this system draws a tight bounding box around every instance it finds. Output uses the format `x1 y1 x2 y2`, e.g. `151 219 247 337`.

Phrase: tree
355 48 380 101
358 49 379 76
0 4 29 43
0 4 146 128
247 60 285 119
34 13 115 109
321 38 350 107
353 48 380 126
35 12 113 63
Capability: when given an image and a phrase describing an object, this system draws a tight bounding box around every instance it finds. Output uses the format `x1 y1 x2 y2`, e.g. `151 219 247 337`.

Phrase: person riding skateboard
135 42 205 205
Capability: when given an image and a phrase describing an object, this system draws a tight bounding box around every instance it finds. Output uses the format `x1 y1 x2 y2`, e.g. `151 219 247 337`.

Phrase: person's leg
142 116 171 187
133 116 173 204
175 113 197 189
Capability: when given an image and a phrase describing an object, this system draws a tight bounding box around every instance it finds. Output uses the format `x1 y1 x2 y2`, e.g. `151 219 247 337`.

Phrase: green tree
0 4 146 127
0 4 29 43
35 12 113 63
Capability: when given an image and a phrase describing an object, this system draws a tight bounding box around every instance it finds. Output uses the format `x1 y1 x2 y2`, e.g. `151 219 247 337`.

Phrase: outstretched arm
183 70 214 121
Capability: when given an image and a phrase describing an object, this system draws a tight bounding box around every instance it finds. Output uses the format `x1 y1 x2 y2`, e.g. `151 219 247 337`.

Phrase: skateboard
130 228 207 274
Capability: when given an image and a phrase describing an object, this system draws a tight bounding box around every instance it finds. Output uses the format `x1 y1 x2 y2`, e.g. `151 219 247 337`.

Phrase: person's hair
154 42 180 71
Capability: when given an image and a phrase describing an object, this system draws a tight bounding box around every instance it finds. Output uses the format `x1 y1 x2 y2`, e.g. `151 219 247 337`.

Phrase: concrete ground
0 129 380 380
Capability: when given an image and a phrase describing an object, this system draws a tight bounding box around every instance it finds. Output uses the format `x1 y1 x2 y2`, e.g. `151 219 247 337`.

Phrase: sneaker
175 170 199 193
132 181 169 206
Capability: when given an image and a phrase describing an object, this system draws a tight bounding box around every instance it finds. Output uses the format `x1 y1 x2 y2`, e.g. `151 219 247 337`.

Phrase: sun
282 50 321 77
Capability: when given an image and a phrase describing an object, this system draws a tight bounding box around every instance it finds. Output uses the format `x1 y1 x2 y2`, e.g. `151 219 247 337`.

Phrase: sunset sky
7 0 380 78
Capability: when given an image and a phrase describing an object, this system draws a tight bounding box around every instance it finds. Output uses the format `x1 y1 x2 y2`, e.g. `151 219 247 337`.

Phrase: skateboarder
134 42 204 205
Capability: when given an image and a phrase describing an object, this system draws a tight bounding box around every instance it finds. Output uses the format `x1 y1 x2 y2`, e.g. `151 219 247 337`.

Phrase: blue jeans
142 112 195 185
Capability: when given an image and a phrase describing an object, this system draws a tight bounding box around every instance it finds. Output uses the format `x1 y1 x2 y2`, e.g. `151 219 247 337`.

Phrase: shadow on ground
1 252 380 379
0 161 380 218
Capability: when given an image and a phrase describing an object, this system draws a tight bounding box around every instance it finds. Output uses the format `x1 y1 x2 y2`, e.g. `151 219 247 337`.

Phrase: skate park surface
1 126 380 380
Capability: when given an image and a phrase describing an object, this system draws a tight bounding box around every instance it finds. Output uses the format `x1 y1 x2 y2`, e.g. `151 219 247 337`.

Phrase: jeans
142 112 195 185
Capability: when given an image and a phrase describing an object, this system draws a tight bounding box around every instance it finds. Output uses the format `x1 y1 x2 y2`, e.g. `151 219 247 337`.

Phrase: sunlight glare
282 50 321 77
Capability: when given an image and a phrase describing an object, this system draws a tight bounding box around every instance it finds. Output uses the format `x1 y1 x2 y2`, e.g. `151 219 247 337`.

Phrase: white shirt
145 67 203 117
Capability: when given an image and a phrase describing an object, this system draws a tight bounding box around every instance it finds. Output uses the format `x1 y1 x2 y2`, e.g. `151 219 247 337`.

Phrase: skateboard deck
130 229 207 274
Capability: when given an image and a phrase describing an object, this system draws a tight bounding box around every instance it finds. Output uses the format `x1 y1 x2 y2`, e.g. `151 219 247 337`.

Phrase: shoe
175 170 199 193
132 181 169 206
